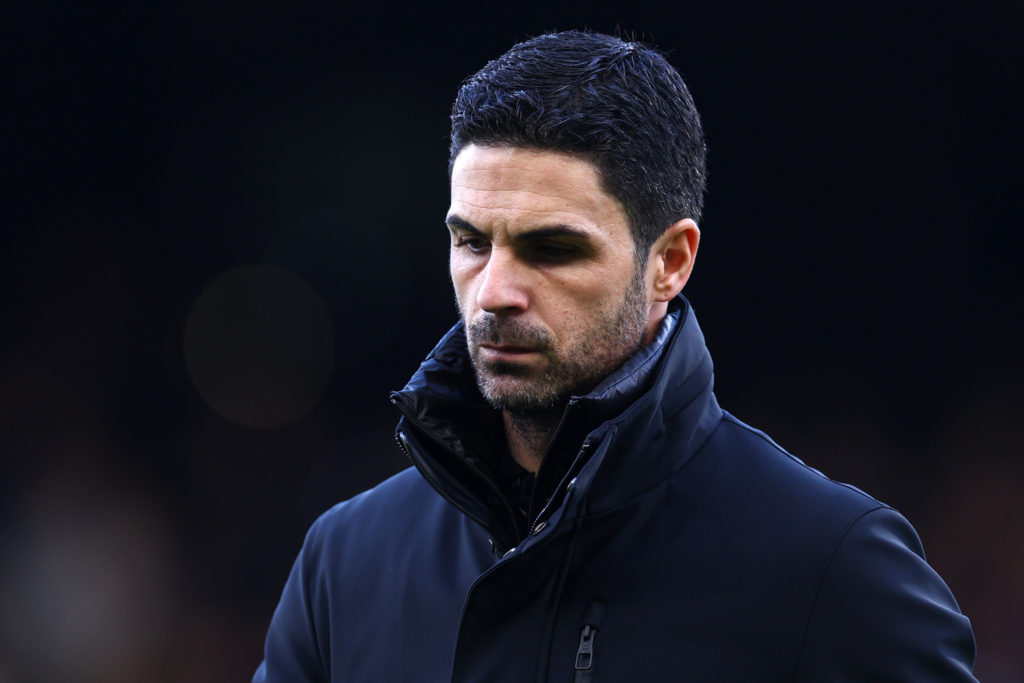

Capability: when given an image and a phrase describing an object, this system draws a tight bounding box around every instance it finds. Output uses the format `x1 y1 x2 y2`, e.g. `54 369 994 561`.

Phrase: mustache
467 316 553 348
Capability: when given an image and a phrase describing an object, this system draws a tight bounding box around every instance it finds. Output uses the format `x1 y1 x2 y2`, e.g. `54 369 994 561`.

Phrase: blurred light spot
184 265 334 428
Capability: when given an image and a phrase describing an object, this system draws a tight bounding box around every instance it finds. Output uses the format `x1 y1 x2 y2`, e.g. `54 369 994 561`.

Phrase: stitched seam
721 414 887 507
299 516 331 679
791 506 888 681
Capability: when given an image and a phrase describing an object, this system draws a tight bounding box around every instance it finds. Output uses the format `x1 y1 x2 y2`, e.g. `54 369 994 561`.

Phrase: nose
476 248 530 314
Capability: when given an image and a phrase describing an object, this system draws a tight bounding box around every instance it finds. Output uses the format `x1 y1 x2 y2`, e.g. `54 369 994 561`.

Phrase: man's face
447 145 653 413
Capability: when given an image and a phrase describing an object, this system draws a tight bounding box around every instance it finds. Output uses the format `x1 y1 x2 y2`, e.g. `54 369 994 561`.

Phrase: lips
478 343 541 360
480 343 535 352
467 317 553 361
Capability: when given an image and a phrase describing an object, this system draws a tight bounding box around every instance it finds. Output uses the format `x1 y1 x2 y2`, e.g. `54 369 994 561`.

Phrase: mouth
478 343 541 361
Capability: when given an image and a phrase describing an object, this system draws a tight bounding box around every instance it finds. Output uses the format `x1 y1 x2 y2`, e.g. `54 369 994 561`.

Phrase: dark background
2 2 1021 681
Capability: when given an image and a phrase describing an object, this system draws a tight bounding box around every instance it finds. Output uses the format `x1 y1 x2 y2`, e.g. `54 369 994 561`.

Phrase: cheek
551 268 625 308
449 263 475 309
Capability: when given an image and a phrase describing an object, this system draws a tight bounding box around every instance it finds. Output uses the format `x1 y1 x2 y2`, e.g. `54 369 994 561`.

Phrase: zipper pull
573 601 604 681
574 624 597 681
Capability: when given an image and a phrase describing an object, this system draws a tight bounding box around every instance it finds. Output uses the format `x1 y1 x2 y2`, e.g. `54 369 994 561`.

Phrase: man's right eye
454 236 489 253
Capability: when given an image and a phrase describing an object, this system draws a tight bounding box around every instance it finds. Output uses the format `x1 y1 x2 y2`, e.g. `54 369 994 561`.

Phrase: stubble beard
464 267 649 416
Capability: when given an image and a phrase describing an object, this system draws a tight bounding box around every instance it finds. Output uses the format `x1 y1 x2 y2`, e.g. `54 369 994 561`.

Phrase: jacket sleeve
253 517 331 683
795 506 976 681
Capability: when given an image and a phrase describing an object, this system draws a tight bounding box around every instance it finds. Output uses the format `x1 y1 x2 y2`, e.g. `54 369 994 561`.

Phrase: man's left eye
532 243 578 263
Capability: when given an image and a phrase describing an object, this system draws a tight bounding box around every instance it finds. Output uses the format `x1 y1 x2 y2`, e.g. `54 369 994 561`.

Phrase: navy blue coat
255 298 976 681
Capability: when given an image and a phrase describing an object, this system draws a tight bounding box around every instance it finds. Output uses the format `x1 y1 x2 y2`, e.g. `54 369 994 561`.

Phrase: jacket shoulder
795 505 977 679
310 468 434 537
305 464 495 586
254 467 488 682
673 411 896 576
709 412 889 520
697 413 975 679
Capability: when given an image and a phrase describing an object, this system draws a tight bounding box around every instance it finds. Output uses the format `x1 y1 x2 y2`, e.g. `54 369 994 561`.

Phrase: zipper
393 429 516 546
392 399 523 544
530 440 590 530
527 399 581 528
573 602 604 683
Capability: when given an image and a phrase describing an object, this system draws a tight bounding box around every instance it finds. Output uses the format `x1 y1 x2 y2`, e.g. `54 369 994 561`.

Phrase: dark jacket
255 297 976 682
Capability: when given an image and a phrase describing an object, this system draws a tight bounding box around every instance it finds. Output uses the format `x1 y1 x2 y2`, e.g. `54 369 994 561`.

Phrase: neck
503 407 564 474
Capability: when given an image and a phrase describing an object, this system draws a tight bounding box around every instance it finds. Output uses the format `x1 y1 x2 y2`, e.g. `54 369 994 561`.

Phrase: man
255 31 976 681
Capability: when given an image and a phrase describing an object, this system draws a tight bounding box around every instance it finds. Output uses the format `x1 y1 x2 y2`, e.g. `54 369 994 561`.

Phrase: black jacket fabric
254 297 976 682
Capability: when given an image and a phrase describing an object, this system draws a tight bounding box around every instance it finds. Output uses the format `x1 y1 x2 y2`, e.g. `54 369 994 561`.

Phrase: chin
478 375 565 413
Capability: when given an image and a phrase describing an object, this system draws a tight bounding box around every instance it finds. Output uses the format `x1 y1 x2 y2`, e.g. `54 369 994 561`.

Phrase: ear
648 218 700 302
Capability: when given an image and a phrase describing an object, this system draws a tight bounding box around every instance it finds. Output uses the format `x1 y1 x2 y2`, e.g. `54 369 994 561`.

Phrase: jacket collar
390 295 721 534
570 296 721 515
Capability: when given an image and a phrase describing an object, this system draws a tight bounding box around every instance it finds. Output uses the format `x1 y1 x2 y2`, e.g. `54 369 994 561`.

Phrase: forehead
448 145 630 239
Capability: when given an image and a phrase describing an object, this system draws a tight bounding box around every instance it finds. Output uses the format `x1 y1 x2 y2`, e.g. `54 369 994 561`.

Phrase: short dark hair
449 30 708 259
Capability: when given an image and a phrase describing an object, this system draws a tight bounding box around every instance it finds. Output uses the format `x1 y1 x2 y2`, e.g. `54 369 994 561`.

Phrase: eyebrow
445 214 593 242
